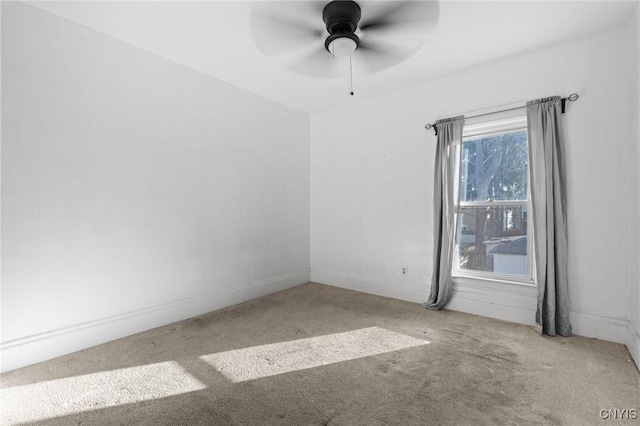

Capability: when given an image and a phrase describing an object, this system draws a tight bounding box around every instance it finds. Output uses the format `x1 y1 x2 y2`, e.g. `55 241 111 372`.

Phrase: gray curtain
423 116 464 310
527 97 571 336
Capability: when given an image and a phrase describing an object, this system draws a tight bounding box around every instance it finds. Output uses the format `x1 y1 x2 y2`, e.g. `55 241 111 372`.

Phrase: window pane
456 206 528 277
459 130 528 202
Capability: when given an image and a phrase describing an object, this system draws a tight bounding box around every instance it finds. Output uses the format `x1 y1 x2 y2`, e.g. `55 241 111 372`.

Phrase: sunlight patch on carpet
0 361 206 425
200 326 429 383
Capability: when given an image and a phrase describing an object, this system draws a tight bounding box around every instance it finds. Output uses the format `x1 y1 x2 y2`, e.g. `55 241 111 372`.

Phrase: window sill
452 274 537 296
454 269 534 285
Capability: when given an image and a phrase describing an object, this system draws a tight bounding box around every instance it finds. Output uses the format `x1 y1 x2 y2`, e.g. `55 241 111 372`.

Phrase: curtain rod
424 93 579 134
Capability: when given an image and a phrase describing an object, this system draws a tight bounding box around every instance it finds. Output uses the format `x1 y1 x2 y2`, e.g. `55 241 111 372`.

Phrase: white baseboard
0 272 309 373
313 269 538 326
312 270 631 348
311 270 429 304
569 311 628 344
445 292 630 346
625 321 640 371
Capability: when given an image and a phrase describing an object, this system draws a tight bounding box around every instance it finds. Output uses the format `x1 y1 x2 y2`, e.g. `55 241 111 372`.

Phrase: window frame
451 115 536 287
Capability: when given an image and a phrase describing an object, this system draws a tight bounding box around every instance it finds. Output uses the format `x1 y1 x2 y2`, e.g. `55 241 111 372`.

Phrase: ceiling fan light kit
326 33 359 57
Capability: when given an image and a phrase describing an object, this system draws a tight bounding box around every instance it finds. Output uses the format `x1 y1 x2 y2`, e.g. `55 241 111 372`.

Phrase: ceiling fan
250 1 439 80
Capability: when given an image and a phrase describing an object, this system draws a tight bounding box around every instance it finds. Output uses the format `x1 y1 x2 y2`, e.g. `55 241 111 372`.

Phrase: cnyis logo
599 408 638 420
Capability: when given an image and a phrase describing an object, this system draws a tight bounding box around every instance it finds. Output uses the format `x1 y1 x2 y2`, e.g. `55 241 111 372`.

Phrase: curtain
423 116 464 310
527 97 571 336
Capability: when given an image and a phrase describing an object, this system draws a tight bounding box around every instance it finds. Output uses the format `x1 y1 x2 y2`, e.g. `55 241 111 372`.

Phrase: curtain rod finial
424 122 437 135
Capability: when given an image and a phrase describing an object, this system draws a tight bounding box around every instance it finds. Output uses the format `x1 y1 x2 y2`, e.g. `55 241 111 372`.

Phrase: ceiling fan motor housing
323 1 362 53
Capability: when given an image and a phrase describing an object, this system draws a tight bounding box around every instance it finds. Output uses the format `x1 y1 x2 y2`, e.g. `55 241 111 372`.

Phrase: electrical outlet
401 265 408 276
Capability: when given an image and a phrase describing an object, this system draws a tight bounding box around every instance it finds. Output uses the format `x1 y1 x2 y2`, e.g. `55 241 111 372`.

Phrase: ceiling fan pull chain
349 54 354 96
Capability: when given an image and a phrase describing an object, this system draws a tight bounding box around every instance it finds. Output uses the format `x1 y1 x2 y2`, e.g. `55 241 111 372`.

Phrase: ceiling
29 0 638 114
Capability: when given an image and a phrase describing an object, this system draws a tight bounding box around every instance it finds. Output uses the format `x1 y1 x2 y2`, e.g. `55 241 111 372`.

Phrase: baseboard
312 270 631 348
311 270 429 304
0 272 309 373
568 311 628 344
313 269 538 326
625 321 640 371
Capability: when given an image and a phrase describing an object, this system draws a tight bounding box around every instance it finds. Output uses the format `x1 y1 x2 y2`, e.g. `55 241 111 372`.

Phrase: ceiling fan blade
249 0 436 79
250 2 326 57
286 46 347 79
355 38 423 75
359 1 439 35
255 1 326 28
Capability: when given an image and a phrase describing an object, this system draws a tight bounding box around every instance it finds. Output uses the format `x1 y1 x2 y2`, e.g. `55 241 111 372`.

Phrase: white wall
1 2 310 372
311 24 635 346
626 6 640 368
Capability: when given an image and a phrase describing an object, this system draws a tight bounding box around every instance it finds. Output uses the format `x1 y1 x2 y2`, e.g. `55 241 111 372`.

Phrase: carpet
1 282 638 425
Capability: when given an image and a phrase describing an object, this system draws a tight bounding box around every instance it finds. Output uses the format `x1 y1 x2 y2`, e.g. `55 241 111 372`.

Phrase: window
453 116 534 284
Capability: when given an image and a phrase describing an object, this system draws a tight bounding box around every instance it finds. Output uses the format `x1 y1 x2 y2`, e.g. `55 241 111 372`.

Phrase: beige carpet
1 283 639 425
